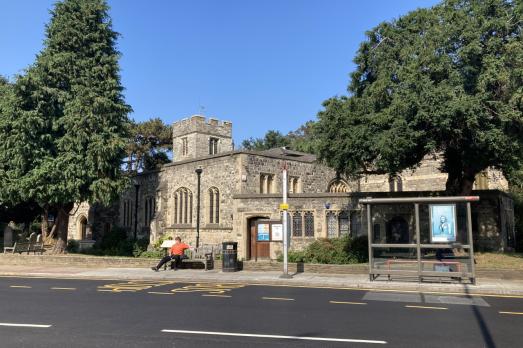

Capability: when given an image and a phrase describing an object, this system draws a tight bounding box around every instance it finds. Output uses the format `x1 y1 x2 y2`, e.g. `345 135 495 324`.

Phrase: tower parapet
172 115 233 161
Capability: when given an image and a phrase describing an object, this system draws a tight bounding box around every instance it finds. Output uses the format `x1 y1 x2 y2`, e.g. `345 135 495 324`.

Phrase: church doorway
246 216 269 260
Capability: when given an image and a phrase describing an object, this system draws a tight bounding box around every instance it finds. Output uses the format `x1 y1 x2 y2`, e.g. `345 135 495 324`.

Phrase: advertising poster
430 204 457 243
272 224 283 241
257 223 270 241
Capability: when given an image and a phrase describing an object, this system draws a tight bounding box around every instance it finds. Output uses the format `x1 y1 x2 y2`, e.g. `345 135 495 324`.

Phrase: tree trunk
445 169 476 196
40 208 49 239
52 203 74 254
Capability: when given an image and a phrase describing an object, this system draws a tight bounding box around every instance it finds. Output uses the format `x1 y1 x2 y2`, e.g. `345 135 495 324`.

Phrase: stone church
68 115 515 258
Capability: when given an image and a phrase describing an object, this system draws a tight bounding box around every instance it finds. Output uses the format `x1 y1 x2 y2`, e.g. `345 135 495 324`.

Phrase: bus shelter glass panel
371 247 418 273
370 204 416 272
370 204 415 244
418 202 472 275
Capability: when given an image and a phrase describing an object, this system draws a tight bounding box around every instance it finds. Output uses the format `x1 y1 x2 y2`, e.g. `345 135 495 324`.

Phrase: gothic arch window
209 137 219 155
389 176 403 192
289 176 300 193
174 187 193 224
292 212 302 237
144 196 155 226
326 211 337 238
123 200 132 227
78 215 88 240
328 179 350 193
208 187 220 224
304 212 315 237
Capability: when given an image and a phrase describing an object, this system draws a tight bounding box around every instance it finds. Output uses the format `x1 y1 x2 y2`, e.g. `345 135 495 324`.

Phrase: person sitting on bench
152 236 190 271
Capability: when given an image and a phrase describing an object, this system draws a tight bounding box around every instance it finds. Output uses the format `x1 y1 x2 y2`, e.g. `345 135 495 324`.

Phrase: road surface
0 276 522 347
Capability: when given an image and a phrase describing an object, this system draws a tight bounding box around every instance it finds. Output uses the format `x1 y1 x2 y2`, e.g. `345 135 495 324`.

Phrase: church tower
172 115 233 162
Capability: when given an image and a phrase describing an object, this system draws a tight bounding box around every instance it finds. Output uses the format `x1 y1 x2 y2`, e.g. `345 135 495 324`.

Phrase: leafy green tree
0 0 131 252
126 118 172 173
241 130 291 151
316 0 523 195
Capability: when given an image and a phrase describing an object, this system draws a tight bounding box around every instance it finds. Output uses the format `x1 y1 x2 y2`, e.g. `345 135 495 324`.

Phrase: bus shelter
359 196 479 284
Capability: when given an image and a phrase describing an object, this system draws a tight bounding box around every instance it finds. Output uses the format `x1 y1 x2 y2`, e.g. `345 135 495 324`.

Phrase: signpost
280 162 292 279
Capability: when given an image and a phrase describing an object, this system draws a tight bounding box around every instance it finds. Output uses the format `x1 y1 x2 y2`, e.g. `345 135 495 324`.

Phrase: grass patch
475 252 523 270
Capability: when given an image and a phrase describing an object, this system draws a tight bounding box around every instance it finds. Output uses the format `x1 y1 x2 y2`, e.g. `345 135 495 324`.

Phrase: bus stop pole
280 163 292 279
467 202 476 284
367 204 373 281
415 203 422 283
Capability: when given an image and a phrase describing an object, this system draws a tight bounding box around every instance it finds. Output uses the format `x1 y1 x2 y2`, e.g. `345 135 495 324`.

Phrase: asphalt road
0 276 522 348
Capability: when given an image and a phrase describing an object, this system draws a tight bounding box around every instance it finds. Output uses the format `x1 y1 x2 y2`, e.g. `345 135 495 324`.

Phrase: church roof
257 147 317 162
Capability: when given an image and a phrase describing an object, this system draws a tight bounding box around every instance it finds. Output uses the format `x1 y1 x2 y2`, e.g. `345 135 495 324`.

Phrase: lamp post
195 168 203 248
133 180 140 241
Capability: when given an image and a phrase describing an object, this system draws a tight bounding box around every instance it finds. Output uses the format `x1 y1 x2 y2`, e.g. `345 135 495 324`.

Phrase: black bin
222 241 238 272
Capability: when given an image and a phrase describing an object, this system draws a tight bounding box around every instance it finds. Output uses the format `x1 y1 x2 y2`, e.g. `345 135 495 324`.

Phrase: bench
3 242 45 255
166 245 219 271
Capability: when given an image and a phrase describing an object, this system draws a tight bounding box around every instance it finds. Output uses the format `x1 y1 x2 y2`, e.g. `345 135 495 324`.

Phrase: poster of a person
430 204 457 242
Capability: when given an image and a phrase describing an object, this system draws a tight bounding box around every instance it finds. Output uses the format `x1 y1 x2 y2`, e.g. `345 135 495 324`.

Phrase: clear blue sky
1 0 439 145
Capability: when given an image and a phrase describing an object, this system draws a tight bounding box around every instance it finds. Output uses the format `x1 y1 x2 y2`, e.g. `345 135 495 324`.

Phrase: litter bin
222 241 238 272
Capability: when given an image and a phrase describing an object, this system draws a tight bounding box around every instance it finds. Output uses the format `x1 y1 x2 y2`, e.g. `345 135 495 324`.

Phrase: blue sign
257 224 270 241
430 204 457 243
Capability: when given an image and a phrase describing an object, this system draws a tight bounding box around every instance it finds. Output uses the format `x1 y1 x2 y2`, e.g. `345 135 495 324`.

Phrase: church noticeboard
430 204 457 243
257 223 270 241
271 224 283 241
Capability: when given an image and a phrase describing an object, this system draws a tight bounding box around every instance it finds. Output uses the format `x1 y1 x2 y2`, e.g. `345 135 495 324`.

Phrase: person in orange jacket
152 236 190 271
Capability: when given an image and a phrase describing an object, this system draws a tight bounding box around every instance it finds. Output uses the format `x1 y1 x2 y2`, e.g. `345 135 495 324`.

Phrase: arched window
144 196 155 226
304 212 315 237
123 200 132 227
326 211 337 238
208 187 220 224
389 176 403 192
292 212 302 237
328 179 350 193
174 187 193 224
78 215 88 240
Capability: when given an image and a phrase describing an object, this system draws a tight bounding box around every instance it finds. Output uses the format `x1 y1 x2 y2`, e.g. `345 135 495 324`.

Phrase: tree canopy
315 0 523 194
0 0 131 250
241 121 317 153
126 118 172 173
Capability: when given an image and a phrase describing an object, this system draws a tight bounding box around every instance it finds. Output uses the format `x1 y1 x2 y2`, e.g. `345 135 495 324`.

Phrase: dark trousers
156 254 183 269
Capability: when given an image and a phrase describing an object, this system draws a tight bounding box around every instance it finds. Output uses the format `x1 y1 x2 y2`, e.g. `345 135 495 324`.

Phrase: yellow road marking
98 280 176 293
1 275 523 300
405 305 448 310
499 311 523 316
171 283 245 295
330 301 367 305
148 291 174 295
262 297 294 301
10 285 31 289
202 294 231 298
51 287 76 290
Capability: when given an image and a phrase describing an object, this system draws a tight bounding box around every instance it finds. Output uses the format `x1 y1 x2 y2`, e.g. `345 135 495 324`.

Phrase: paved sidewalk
1 264 522 296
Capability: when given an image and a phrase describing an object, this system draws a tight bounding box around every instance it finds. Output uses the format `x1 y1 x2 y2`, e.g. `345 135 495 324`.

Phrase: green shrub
278 235 368 264
132 238 150 257
137 250 165 258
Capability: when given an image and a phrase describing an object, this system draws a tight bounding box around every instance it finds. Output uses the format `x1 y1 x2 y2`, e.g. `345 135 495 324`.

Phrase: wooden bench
3 242 45 255
166 245 219 271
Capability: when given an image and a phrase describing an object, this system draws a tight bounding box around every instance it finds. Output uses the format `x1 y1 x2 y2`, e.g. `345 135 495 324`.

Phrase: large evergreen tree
315 0 523 194
0 0 131 251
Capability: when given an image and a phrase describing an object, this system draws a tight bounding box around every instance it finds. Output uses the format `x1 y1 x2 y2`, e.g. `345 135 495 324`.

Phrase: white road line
10 285 31 289
499 311 523 316
330 301 367 305
405 305 448 310
202 294 231 298
51 287 76 290
0 323 51 328
262 297 294 301
161 329 387 344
